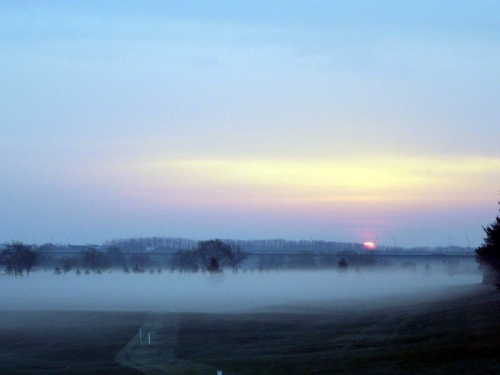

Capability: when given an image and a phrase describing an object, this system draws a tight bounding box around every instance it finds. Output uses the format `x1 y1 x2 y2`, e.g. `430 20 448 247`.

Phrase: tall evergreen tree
475 203 500 287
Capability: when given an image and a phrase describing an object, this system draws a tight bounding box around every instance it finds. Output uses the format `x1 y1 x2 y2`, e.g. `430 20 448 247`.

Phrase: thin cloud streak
117 156 500 206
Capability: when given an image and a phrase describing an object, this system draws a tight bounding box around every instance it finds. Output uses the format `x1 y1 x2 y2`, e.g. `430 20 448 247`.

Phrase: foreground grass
0 285 499 374
0 311 147 375
172 285 500 375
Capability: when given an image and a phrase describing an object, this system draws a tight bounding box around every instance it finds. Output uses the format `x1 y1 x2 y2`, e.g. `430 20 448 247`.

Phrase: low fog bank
0 267 482 313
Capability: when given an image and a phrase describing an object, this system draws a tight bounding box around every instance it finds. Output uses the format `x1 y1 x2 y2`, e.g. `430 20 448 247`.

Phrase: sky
1 1 499 248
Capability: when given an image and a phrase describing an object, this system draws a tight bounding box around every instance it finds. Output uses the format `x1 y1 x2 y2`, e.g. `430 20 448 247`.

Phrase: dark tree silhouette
21 247 38 276
338 257 348 271
197 239 232 272
476 203 500 287
62 257 78 275
0 242 38 276
206 257 222 273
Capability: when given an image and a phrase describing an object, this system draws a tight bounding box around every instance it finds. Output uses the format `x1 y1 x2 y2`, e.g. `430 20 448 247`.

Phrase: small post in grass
139 328 143 347
148 332 151 346
217 371 222 375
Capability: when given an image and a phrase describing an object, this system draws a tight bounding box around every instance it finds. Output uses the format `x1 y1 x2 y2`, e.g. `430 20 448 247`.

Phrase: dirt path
115 313 218 375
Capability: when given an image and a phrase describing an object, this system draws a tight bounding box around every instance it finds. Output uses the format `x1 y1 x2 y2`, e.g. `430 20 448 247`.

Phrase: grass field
170 286 500 374
0 284 499 374
0 311 147 375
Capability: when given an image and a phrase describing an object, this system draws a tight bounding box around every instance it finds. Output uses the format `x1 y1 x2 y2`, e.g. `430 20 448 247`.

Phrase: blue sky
1 1 499 247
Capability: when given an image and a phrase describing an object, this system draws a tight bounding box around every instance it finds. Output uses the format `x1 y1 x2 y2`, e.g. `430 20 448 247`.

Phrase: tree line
104 237 367 254
0 239 354 275
5 216 498 279
1 240 467 276
0 239 251 276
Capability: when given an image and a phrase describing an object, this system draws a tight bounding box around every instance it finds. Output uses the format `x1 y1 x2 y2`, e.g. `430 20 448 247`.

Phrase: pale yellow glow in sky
121 155 500 207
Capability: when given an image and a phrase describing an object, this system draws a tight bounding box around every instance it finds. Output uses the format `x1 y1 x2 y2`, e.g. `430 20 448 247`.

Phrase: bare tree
21 246 38 276
0 242 38 276
229 245 249 273
82 247 107 275
171 250 199 273
0 246 22 276
61 257 78 275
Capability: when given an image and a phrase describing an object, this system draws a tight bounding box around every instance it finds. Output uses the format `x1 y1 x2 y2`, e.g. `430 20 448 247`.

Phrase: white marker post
148 332 151 346
217 371 222 375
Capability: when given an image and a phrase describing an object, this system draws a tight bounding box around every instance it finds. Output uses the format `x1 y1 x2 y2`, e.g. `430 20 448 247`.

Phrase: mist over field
1 2 499 372
0 268 481 313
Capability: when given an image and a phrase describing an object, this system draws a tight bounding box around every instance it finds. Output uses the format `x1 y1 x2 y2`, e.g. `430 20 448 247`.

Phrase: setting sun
363 242 376 250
